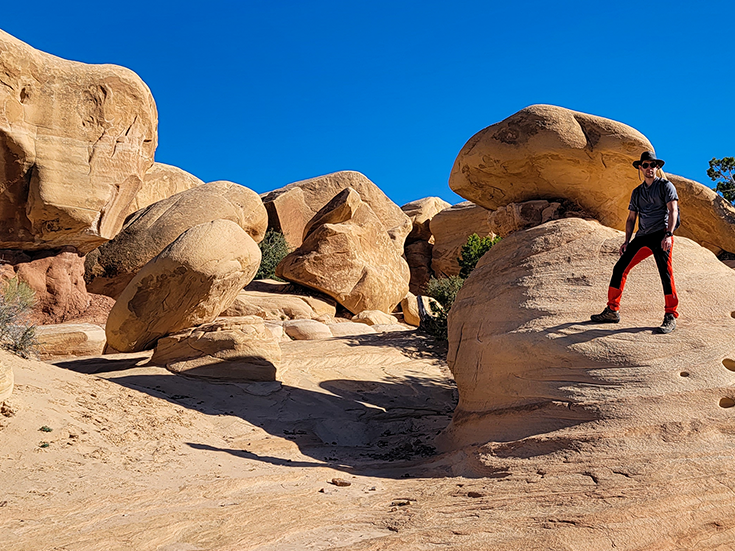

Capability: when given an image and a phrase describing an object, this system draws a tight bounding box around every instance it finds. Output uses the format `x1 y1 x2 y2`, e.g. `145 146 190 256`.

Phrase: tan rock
261 171 411 251
430 202 495 278
404 240 434 295
126 162 204 217
150 317 281 381
283 319 333 340
276 188 410 314
0 248 89 324
668 174 735 255
401 197 451 242
85 180 268 298
0 30 157 254
442 217 735 449
221 279 336 320
35 323 106 360
487 199 563 237
371 324 412 333
0 351 12 402
106 220 261 352
449 104 653 230
327 322 376 337
352 310 398 326
401 293 440 327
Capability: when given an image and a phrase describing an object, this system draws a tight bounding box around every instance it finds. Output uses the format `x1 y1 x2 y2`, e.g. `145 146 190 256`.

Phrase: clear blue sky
2 1 733 207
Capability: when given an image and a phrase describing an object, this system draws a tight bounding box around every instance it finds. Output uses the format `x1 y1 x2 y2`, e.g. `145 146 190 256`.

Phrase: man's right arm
620 210 637 255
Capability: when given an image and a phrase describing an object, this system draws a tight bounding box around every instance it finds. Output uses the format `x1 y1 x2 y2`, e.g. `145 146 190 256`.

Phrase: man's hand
619 241 628 256
661 235 672 252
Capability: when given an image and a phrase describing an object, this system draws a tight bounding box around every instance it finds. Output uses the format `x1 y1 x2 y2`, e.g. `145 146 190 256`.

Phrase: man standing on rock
591 151 679 333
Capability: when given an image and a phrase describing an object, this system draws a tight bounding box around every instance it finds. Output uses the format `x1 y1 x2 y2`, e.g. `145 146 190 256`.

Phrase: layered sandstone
127 162 204 217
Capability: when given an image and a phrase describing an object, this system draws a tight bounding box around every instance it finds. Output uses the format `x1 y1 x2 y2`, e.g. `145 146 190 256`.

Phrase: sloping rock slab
221 279 336 320
35 323 106 360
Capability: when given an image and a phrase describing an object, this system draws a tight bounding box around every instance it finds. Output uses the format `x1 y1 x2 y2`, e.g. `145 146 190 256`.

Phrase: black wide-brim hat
633 151 665 169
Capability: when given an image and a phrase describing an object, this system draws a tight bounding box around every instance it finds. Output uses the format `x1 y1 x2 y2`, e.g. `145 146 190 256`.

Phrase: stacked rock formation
126 162 205 217
400 197 450 293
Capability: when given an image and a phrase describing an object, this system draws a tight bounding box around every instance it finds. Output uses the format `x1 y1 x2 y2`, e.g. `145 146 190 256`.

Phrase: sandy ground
3 330 735 550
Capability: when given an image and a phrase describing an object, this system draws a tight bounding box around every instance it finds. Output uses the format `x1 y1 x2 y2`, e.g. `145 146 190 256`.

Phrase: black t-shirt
628 178 679 236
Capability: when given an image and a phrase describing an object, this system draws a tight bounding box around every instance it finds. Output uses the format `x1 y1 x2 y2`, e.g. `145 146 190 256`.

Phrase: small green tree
458 233 501 279
422 276 465 341
0 278 38 358
255 229 291 281
707 157 735 204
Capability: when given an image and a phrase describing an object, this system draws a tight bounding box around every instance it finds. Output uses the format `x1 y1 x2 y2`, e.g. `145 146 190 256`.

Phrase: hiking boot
658 313 676 334
590 307 620 323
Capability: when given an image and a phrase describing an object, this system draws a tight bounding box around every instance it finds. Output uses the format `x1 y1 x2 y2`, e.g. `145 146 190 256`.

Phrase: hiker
591 151 679 333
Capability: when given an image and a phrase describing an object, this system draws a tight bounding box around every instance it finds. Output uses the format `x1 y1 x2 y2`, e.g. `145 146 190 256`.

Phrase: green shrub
0 277 38 358
458 233 501 279
255 229 291 281
422 275 465 341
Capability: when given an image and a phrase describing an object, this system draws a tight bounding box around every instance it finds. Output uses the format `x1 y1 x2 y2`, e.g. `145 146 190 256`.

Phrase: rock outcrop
0 350 12 402
448 105 652 231
442 217 735 449
106 220 261 352
126 162 204 217
401 197 451 294
352 310 398 326
85 180 267 298
487 199 562 237
150 317 281 381
35 323 106 360
430 202 495 278
261 171 411 251
401 197 451 242
221 279 336 320
0 30 157 254
276 188 410 314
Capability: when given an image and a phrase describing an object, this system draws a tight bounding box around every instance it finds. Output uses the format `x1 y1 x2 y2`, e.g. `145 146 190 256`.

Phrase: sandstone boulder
401 293 439 327
85 180 267 298
0 248 89 324
487 199 563 237
352 310 398 326
401 197 451 242
0 351 12 402
283 319 333 340
429 202 495 278
106 220 261 352
404 240 434 294
35 323 106 360
668 174 735 255
221 279 336 320
276 188 410 314
449 105 653 230
150 317 281 381
0 30 157 253
326 322 376 337
261 171 411 251
442 217 735 449
126 162 204 217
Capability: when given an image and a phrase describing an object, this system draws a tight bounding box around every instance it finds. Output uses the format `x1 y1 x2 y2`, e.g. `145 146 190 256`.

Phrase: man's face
640 161 657 178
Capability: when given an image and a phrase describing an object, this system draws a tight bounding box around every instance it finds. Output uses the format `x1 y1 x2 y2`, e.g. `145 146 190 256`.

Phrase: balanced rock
35 323 106 360
126 162 204 217
221 279 336 321
106 220 261 352
85 180 267 298
449 105 653 230
669 174 735 256
0 248 89 324
276 188 410 314
401 197 451 242
0 351 13 402
442 217 735 449
0 30 157 253
150 317 281 381
261 171 411 251
430 202 495 278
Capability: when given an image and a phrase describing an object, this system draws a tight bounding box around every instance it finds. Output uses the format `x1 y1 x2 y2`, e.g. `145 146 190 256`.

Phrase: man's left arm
662 200 678 252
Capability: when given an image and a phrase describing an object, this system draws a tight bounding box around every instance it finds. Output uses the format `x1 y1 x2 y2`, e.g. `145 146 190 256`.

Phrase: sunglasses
640 162 658 169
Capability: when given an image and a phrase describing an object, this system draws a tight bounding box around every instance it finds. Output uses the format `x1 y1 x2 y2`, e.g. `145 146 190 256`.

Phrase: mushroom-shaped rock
0 30 157 253
106 219 261 352
126 162 205 217
276 188 410 314
150 317 281 381
401 197 451 242
430 202 495 278
0 351 13 402
442 217 735 449
261 171 411 251
449 105 652 230
85 180 267 298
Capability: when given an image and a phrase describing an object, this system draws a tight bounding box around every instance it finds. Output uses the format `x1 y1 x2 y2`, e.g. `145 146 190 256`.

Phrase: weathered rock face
669 174 735 255
430 202 495 278
35 323 106 360
449 105 653 230
283 319 334 340
401 197 451 242
0 248 89 324
85 180 267 298
276 188 410 314
0 30 157 253
221 279 336 321
126 162 204 218
487 199 563 237
404 240 433 294
106 220 261 352
261 171 411 251
351 310 398 326
401 292 439 327
442 217 735 449
0 350 12 402
150 317 281 381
